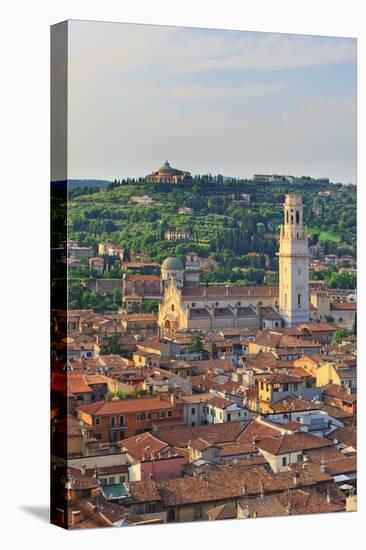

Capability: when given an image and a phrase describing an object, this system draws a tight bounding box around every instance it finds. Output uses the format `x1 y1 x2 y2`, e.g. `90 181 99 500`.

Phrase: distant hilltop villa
142 164 331 185
145 160 192 184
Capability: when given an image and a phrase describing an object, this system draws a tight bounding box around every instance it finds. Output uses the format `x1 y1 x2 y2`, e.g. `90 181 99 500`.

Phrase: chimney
80 464 86 476
293 471 300 487
170 393 176 406
326 487 331 503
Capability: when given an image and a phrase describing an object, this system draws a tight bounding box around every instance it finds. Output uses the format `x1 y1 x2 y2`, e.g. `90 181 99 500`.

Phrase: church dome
161 256 184 271
158 160 179 175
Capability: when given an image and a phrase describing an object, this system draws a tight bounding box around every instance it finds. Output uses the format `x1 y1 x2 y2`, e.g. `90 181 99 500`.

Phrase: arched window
296 210 300 224
298 293 301 308
171 304 175 312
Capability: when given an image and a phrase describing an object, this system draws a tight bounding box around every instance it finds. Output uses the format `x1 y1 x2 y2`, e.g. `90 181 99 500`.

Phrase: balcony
109 422 128 430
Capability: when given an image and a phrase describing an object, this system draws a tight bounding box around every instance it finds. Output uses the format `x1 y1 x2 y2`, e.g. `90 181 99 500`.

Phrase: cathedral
158 194 310 333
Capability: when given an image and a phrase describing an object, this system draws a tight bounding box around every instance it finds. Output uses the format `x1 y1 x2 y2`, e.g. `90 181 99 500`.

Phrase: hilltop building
145 160 192 184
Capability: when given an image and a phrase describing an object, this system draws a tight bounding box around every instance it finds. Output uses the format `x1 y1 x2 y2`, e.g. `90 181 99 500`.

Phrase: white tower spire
278 194 309 327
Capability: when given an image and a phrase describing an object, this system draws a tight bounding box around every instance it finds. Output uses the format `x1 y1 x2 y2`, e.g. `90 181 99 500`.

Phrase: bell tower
278 194 309 327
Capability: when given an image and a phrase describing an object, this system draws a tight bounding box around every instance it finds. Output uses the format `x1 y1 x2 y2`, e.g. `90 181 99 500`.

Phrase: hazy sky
68 20 357 184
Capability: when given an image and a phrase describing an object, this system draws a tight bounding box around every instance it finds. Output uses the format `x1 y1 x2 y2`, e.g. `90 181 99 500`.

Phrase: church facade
158 194 310 333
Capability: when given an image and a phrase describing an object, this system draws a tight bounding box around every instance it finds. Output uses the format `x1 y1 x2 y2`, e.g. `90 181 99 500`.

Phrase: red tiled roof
125 274 160 282
322 383 357 404
269 396 322 413
120 432 169 461
155 421 249 448
181 286 279 298
78 396 177 416
330 302 357 310
257 432 333 455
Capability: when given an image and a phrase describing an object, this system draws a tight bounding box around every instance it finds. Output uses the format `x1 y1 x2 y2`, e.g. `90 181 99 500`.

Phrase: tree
100 335 131 357
141 300 159 313
188 333 204 354
113 288 122 306
327 271 356 290
332 329 349 344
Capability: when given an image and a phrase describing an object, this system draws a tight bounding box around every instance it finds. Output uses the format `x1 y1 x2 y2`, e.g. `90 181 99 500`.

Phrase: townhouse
77 395 183 443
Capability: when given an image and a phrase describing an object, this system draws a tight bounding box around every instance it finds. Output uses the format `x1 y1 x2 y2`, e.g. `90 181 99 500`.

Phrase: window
296 210 300 224
146 503 156 514
95 416 101 425
95 433 102 440
195 505 203 519
119 431 124 440
191 421 195 427
286 210 289 224
191 407 196 414
167 509 176 522
298 293 301 308
100 478 107 486
110 416 116 427
108 477 115 485
282 457 287 467
119 415 125 426
171 304 175 312
119 476 126 483
191 302 195 308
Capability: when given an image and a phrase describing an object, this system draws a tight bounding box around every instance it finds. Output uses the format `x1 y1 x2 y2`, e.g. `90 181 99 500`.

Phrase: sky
67 20 357 184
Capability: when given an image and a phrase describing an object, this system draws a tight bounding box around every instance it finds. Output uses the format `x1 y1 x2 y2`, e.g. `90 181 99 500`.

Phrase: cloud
66 21 356 184
169 31 356 74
